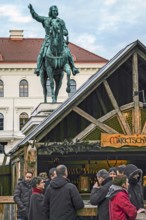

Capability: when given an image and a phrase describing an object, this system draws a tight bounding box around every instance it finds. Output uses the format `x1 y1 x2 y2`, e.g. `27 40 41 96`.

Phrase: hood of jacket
106 184 126 200
124 164 142 182
50 175 70 189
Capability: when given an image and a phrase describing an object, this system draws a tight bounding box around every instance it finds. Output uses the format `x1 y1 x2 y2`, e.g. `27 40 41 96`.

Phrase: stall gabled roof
10 40 146 153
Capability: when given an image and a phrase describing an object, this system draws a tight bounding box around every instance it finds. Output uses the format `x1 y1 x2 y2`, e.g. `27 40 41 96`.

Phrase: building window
19 80 28 97
19 112 29 130
0 80 4 97
68 79 76 97
0 113 4 130
47 78 51 97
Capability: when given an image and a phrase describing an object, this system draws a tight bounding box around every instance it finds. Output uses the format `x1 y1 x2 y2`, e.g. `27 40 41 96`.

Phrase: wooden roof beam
137 48 146 62
72 123 96 143
132 52 141 134
103 80 132 134
73 106 118 134
72 103 135 142
95 90 108 115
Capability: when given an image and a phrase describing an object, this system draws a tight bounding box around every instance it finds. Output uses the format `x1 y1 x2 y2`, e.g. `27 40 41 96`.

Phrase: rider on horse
28 4 79 76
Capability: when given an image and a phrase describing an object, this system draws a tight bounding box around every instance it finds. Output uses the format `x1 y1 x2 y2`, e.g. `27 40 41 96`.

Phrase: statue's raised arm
28 3 44 23
28 3 35 15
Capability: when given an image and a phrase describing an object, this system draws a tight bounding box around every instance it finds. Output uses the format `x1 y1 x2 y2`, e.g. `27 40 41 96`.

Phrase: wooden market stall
10 40 146 197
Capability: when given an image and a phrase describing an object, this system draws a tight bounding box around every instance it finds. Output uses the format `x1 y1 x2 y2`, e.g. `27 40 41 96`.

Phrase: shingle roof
0 38 108 63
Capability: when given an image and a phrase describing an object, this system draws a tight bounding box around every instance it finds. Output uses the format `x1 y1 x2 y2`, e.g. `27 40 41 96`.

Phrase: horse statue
40 19 71 103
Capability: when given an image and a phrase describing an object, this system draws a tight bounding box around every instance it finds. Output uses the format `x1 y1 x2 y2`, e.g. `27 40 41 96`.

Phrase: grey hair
96 169 109 179
56 164 67 176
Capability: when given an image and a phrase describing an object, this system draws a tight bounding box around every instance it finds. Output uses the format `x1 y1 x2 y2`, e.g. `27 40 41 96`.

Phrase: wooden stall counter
0 196 14 203
0 197 146 220
77 203 146 220
77 203 97 216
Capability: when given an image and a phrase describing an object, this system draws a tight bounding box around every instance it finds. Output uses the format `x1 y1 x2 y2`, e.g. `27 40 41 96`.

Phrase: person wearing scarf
28 176 48 220
107 175 137 220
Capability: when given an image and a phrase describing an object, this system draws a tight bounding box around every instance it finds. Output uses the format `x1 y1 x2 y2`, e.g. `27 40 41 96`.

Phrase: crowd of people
90 164 146 220
13 163 146 220
14 165 84 220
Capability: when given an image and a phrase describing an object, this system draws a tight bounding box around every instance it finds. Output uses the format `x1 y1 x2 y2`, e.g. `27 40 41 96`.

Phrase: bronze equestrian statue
28 4 79 103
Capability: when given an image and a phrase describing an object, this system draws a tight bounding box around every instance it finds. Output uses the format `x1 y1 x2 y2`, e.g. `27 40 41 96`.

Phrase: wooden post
0 204 4 220
142 122 146 134
132 52 141 134
2 156 7 166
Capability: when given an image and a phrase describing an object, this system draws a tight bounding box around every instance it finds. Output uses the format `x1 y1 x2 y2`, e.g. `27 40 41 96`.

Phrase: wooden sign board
101 133 146 148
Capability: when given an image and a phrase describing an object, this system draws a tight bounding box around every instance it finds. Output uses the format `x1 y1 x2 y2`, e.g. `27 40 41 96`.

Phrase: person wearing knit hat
90 169 112 220
124 164 142 180
124 164 145 210
107 175 137 220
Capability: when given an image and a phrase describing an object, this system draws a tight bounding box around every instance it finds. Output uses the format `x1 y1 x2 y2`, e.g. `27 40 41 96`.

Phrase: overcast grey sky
0 0 146 59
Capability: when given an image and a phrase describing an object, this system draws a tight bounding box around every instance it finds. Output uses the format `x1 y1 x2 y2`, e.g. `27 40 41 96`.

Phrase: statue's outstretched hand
28 4 33 10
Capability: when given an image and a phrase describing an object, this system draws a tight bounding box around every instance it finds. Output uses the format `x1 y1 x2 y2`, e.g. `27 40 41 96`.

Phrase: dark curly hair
31 176 43 188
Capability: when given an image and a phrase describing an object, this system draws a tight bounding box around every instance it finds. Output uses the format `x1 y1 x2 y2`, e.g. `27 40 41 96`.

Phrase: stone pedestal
22 102 62 135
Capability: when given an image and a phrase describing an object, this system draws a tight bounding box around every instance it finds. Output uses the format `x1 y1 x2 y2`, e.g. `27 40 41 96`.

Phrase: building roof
10 39 146 154
0 37 108 63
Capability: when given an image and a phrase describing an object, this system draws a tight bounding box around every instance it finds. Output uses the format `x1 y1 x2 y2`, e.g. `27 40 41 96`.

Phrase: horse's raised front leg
40 67 48 103
45 61 56 103
64 64 71 93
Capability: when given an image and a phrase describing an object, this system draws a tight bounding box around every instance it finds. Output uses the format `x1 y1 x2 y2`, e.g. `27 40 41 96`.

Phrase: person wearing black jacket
124 164 145 210
43 164 84 220
13 171 33 220
28 176 48 220
90 169 113 220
